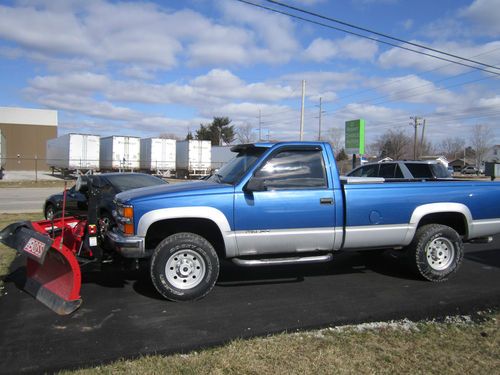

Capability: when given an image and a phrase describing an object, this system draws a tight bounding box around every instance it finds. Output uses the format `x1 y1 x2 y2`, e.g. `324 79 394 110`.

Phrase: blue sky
0 0 498 148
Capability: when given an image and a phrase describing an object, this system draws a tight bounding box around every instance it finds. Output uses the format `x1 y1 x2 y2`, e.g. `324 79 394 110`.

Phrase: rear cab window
405 163 433 178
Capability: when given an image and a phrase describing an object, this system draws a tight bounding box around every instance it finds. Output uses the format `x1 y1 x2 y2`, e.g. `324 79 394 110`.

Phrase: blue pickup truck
108 142 500 301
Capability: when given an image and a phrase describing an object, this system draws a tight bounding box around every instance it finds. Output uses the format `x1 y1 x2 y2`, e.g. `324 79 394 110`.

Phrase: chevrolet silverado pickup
107 142 500 301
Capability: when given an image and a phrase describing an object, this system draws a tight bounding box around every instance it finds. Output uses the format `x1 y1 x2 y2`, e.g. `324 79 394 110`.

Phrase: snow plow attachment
0 220 83 315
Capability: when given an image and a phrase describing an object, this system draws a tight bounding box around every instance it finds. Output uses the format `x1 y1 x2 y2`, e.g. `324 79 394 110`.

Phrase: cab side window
352 164 379 177
254 149 327 190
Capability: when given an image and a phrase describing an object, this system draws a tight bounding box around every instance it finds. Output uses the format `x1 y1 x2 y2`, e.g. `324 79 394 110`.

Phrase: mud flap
0 221 82 315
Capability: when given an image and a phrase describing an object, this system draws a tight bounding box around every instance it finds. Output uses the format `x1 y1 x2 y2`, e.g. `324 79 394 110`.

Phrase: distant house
449 158 475 171
484 145 500 163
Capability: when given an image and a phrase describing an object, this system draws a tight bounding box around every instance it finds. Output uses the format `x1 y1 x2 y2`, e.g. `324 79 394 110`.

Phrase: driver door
233 146 336 256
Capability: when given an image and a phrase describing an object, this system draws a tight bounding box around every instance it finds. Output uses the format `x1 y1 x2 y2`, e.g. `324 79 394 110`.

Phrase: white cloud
30 72 110 94
303 36 378 62
375 75 456 105
0 0 303 71
218 0 300 64
459 0 500 36
378 40 500 75
26 91 138 121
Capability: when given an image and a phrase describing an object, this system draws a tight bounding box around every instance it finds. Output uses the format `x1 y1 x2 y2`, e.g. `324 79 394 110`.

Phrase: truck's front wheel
150 232 220 301
406 224 464 282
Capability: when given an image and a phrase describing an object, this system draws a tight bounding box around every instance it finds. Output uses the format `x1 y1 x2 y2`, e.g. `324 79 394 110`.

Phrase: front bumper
106 230 149 258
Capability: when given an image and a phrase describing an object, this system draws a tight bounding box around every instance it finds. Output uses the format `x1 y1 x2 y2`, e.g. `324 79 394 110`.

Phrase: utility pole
419 118 426 158
410 116 422 159
300 80 305 141
316 97 326 141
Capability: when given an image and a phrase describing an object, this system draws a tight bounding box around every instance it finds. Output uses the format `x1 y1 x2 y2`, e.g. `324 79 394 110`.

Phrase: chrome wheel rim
165 249 206 289
425 237 455 271
46 207 54 220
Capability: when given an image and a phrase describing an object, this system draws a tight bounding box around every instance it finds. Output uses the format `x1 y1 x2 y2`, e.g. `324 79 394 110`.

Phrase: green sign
345 119 365 155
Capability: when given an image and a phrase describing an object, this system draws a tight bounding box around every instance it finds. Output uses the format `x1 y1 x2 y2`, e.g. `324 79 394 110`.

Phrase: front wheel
406 224 464 282
150 232 220 301
45 204 56 220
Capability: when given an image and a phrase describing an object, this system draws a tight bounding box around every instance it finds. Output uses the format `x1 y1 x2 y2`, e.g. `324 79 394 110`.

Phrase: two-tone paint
114 142 500 259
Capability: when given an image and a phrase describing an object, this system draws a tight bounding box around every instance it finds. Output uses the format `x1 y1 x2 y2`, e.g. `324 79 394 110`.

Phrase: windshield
106 174 167 192
208 149 265 185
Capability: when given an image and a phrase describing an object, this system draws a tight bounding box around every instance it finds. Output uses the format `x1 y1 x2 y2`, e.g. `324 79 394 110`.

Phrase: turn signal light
123 223 134 235
123 206 134 218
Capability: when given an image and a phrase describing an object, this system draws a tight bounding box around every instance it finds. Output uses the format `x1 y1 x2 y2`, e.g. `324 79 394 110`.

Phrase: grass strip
0 213 43 295
62 311 498 375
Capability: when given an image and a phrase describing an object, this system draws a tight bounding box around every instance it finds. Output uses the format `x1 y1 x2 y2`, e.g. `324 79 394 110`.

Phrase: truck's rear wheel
406 224 463 282
150 232 219 301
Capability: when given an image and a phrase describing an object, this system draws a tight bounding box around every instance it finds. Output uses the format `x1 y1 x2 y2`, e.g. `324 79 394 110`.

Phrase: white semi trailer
175 140 211 178
211 146 235 171
140 138 176 176
100 136 141 171
46 133 100 176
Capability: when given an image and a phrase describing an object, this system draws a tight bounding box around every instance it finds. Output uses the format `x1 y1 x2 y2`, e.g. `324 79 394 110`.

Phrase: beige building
0 107 58 171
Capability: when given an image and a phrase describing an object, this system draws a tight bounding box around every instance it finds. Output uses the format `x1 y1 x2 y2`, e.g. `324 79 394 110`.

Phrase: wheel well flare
145 218 225 256
417 212 467 236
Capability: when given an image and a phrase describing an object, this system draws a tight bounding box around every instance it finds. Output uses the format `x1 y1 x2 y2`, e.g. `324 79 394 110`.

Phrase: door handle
320 197 334 205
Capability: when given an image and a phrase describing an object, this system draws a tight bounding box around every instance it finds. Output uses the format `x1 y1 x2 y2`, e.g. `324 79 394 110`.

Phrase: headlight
115 201 134 236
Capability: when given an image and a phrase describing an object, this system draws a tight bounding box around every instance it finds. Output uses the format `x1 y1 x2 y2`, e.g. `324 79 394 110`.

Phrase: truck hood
115 181 233 204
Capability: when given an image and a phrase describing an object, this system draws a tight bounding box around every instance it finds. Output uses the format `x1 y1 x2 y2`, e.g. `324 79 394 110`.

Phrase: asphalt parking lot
0 239 498 374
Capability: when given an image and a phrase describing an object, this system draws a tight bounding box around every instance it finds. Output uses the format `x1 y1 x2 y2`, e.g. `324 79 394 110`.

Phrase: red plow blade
0 220 83 315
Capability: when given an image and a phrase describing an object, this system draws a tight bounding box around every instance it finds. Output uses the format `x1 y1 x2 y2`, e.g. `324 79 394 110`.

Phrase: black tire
150 232 220 301
406 224 463 282
44 204 56 220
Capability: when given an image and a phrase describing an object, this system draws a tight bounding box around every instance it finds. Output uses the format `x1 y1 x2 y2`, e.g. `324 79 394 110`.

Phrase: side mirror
244 177 267 192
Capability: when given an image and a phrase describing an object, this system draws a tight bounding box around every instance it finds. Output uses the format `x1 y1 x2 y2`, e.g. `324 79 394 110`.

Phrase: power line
258 47 500 122
235 0 500 76
264 0 500 71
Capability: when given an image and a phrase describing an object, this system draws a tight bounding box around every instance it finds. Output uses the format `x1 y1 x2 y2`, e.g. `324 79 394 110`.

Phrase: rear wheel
406 224 463 282
45 204 56 220
150 232 220 301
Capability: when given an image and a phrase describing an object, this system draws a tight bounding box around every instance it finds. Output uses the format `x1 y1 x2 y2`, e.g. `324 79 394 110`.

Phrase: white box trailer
140 138 176 175
0 130 5 179
100 136 141 171
211 146 235 170
46 133 100 174
176 140 211 178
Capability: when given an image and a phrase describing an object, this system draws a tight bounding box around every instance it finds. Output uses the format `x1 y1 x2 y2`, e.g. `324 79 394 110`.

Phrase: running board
232 253 333 267
468 236 493 244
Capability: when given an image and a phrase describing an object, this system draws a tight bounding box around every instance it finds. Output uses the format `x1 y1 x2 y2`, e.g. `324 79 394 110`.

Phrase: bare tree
235 123 256 144
438 137 466 160
471 124 493 168
374 129 412 159
419 139 435 157
324 127 344 153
